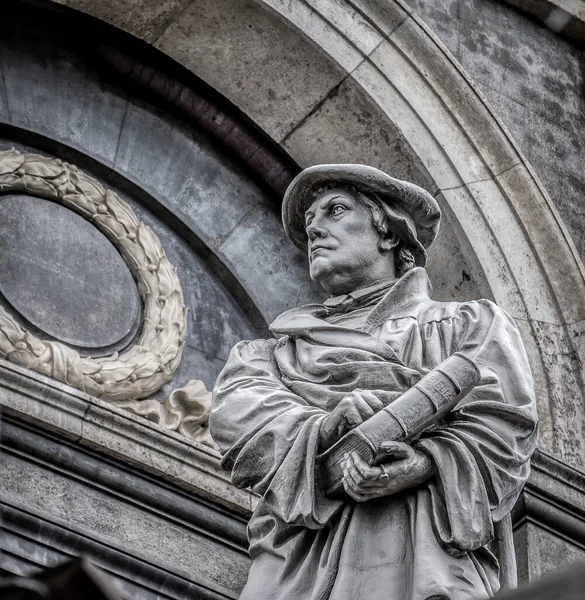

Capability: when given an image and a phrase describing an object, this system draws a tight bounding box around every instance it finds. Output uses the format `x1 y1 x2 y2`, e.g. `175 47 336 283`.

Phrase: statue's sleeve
416 300 538 553
210 338 342 528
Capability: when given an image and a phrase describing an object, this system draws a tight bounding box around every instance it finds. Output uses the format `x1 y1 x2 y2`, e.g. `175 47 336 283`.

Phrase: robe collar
270 267 433 335
323 278 397 310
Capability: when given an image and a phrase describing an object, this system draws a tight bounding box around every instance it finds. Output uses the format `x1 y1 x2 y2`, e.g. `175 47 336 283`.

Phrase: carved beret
282 164 441 266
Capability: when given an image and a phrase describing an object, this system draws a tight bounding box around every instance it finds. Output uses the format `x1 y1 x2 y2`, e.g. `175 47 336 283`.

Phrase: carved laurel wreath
0 149 188 402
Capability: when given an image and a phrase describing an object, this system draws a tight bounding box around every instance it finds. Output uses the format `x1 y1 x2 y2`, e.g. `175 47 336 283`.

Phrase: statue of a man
210 165 538 600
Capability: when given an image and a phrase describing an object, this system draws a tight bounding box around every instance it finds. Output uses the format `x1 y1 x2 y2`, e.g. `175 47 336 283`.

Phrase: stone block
437 183 529 321
484 88 585 264
490 7 585 138
261 0 383 66
497 163 585 325
0 195 140 352
0 33 127 166
0 419 252 597
155 0 347 142
515 523 585 584
113 100 273 248
217 203 323 323
516 317 585 465
0 359 257 515
410 0 585 270
282 76 435 192
386 17 521 178
408 0 460 55
350 27 519 192
465 177 559 323
0 359 86 441
51 0 188 43
337 0 410 35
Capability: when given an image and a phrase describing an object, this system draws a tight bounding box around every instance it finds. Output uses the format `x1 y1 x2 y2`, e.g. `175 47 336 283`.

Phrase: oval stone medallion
0 194 141 349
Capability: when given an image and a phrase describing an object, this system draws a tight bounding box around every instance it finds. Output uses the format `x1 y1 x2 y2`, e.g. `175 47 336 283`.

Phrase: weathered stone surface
516 317 585 465
155 0 347 141
1 452 248 592
343 0 411 34
0 415 251 598
0 194 140 350
485 87 585 259
282 76 435 189
0 357 257 514
217 203 323 323
387 16 522 179
52 0 188 42
516 523 585 583
113 100 271 248
496 163 585 324
503 0 585 45
0 29 128 167
409 0 585 265
260 0 383 68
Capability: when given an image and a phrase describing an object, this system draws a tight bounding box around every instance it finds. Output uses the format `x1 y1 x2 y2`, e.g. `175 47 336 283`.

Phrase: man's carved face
305 188 397 296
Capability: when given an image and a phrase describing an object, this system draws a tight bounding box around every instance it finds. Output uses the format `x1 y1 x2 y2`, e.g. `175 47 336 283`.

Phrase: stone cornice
0 358 258 516
514 449 585 548
4 356 585 541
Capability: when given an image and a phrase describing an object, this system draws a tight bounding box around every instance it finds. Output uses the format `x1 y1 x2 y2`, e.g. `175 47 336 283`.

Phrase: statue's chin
309 258 336 286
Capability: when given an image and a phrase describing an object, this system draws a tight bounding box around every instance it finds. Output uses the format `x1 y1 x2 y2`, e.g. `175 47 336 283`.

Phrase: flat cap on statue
282 164 441 266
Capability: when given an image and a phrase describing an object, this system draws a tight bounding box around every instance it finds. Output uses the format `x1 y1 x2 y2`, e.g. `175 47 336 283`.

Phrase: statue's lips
310 245 333 256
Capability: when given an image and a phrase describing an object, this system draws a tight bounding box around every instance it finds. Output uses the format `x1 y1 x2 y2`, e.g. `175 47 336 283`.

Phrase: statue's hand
341 442 435 502
319 390 383 450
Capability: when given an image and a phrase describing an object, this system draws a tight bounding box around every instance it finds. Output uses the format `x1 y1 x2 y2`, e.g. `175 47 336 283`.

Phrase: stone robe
210 268 538 600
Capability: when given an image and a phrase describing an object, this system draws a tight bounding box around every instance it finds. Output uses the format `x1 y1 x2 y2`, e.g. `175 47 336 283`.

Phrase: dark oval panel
0 194 141 350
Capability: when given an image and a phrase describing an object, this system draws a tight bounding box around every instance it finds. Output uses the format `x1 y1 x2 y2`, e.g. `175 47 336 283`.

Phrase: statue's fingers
343 456 370 489
379 441 413 461
341 476 373 503
358 390 384 412
345 404 373 427
348 452 384 484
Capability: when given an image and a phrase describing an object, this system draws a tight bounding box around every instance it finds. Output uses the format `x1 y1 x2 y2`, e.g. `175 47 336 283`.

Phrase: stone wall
3 0 585 595
409 0 585 260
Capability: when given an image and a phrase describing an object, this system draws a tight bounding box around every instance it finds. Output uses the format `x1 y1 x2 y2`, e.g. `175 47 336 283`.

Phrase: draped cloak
210 268 538 600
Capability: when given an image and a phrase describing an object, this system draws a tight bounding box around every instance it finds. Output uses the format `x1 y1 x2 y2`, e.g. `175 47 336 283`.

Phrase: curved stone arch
38 0 585 465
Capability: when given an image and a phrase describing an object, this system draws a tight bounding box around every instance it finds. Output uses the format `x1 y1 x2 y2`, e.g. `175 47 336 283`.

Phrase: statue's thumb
379 441 410 461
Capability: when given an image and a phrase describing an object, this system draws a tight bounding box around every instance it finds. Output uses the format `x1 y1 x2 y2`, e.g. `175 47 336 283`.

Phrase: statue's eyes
331 204 347 217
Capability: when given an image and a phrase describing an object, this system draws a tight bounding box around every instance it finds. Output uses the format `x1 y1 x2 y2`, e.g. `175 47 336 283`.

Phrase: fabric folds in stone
210 268 538 600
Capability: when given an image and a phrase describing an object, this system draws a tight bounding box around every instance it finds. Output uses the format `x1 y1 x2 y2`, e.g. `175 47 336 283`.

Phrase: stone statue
210 165 538 600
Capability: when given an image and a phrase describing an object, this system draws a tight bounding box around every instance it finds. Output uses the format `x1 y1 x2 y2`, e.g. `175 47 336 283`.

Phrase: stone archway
30 0 585 467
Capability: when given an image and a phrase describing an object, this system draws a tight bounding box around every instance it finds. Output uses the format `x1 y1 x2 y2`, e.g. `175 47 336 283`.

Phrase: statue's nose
307 224 327 240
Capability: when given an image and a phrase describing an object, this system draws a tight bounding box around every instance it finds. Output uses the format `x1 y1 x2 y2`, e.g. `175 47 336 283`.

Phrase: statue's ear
379 230 400 252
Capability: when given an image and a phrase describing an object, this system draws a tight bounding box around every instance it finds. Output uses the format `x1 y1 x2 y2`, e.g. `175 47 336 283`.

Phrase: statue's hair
311 184 416 277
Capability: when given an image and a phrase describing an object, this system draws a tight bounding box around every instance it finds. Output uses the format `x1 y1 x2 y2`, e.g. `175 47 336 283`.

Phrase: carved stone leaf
0 152 25 174
70 171 106 203
21 175 59 199
62 193 97 218
0 174 23 190
132 356 163 379
91 213 127 241
156 260 175 298
104 190 140 232
23 158 65 179
116 238 142 270
137 223 164 266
